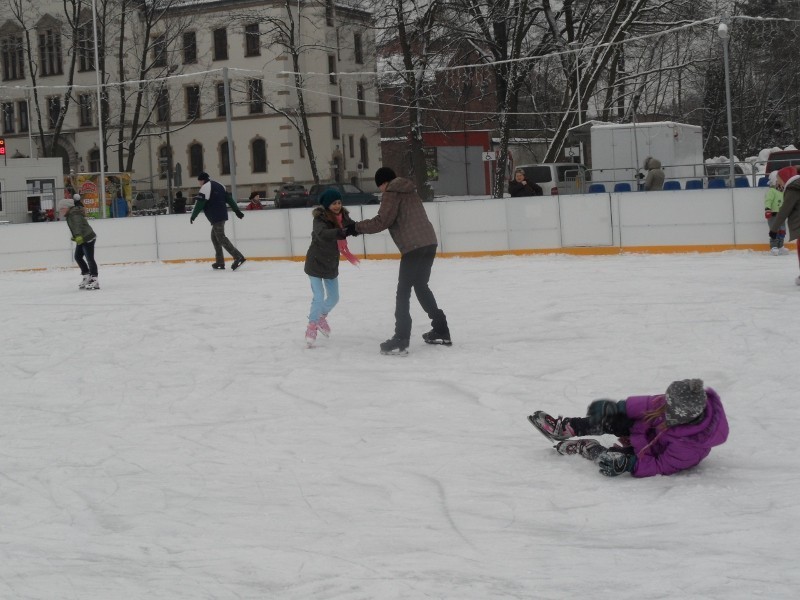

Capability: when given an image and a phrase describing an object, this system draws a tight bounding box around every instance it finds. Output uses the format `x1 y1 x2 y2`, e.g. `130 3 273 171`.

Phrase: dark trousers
570 413 634 438
75 239 98 277
394 244 448 340
211 221 243 263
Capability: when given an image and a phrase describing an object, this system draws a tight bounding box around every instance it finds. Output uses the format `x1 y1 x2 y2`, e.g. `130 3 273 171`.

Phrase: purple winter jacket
624 388 728 478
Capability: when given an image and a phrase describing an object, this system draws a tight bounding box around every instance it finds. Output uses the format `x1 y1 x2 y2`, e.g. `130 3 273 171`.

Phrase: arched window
189 143 203 177
252 138 266 173
220 141 230 175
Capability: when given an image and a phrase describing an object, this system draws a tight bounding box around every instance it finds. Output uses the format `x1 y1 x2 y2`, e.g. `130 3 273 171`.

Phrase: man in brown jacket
347 167 450 355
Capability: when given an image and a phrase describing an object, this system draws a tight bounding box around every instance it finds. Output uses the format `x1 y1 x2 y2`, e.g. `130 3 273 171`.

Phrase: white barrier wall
0 187 780 272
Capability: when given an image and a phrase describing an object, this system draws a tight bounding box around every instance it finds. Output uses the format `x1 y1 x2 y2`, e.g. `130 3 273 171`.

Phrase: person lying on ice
528 378 728 477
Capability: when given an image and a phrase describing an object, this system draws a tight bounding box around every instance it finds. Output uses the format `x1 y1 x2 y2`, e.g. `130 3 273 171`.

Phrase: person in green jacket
59 195 99 290
765 171 788 255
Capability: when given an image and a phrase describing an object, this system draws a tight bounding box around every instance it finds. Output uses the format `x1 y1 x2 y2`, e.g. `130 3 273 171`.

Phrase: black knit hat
374 167 396 187
197 172 210 182
665 379 706 426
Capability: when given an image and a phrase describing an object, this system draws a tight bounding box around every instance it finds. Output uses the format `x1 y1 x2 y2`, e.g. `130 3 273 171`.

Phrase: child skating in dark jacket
529 379 728 477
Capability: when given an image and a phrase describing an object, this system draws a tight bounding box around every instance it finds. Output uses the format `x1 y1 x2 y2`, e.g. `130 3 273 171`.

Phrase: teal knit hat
319 188 342 209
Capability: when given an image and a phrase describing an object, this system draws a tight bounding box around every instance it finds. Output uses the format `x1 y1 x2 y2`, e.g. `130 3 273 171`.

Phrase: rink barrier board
0 188 794 271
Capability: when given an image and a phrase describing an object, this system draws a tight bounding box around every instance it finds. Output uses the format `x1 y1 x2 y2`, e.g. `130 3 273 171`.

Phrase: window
245 23 260 57
2 103 13 133
159 146 171 179
18 100 28 132
360 136 369 169
156 88 170 123
348 135 354 158
325 0 334 26
183 32 196 64
189 143 203 177
354 33 363 64
152 34 167 68
357 83 366 116
248 79 263 114
252 138 266 173
220 141 230 175
88 149 100 172
47 96 60 129
38 28 63 76
328 55 337 84
213 28 228 61
216 83 226 117
186 85 200 120
330 100 339 139
78 94 92 127
2 35 25 80
77 23 94 72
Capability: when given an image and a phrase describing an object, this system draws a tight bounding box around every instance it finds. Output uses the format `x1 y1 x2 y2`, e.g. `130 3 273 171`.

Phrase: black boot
422 329 452 346
380 337 409 356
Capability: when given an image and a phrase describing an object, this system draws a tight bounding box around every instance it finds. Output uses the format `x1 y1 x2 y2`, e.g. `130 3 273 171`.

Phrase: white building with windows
0 0 380 208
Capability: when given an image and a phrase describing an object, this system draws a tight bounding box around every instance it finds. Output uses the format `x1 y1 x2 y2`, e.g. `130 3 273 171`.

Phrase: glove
765 210 774 219
769 230 777 239
587 399 622 429
73 235 84 245
597 451 637 477
190 217 195 224
344 223 360 237
236 211 244 219
336 228 348 239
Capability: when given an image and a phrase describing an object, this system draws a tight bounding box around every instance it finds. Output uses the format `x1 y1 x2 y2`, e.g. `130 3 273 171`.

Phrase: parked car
765 149 800 174
515 163 588 196
704 163 747 187
131 191 167 214
306 183 379 207
273 184 308 209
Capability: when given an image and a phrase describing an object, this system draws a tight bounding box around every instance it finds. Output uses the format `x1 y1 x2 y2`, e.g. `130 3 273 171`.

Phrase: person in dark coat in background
769 166 800 286
643 157 665 191
173 191 186 214
508 168 543 197
190 172 247 270
345 167 450 356
303 188 359 347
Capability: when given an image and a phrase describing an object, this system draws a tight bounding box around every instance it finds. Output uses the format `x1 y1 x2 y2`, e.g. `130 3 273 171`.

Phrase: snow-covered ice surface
1 251 799 599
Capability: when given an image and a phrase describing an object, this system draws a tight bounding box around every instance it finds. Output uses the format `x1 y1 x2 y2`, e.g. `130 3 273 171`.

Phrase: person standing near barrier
190 172 247 271
173 191 187 214
508 168 543 197
345 167 450 356
643 157 665 191
59 194 100 290
769 166 800 285
764 171 788 255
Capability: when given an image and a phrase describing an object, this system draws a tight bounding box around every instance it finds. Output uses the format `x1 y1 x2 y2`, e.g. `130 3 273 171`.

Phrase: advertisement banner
64 173 132 218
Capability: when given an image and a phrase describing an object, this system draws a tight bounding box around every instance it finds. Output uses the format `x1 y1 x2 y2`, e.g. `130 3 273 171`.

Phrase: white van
515 163 588 196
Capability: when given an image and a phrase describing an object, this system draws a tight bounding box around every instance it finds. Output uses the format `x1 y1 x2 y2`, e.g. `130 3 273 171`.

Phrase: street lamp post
718 17 736 189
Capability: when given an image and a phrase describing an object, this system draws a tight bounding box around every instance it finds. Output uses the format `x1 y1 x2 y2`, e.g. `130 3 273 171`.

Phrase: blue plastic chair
734 177 750 188
757 176 769 187
708 179 726 189
662 180 681 191
587 183 606 194
613 182 631 193
685 179 703 190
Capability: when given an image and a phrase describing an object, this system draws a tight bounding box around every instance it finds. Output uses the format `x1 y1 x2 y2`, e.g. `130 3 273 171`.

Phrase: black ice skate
380 337 409 356
422 329 452 346
527 411 576 442
553 439 605 460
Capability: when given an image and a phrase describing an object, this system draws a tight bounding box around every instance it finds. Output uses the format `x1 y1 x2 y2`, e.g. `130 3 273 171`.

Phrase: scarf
334 212 360 266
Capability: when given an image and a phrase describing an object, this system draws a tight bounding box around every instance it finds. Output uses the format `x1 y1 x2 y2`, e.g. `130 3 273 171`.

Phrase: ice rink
1 251 798 599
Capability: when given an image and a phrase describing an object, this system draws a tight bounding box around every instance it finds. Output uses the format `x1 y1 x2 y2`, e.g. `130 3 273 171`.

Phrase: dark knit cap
665 379 706 426
197 172 210 182
319 188 342 209
374 167 397 187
